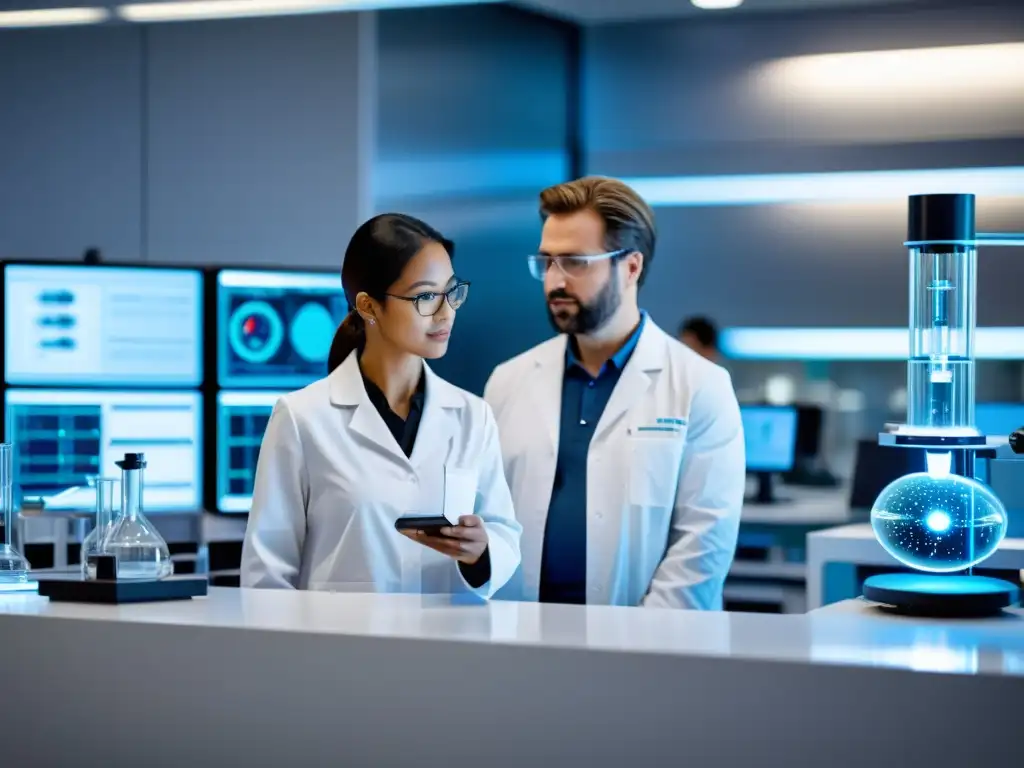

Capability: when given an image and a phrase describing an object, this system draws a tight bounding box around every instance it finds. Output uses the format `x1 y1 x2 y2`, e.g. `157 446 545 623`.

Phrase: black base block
38 575 208 604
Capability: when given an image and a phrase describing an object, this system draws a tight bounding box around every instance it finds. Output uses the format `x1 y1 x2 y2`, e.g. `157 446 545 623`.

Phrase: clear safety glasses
526 249 628 281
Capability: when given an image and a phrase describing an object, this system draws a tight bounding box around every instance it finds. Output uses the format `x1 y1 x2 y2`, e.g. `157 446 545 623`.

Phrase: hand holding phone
394 515 450 536
396 514 488 565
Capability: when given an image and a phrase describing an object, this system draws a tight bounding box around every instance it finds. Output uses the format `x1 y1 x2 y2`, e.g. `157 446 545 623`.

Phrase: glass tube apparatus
0 442 31 583
80 477 118 580
904 194 978 437
864 193 1023 616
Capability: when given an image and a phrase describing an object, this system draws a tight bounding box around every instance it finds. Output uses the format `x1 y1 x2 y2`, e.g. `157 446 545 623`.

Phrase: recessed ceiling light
691 0 744 9
117 0 497 23
0 7 109 27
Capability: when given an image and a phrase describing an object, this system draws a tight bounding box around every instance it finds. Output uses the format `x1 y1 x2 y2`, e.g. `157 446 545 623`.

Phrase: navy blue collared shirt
539 312 647 604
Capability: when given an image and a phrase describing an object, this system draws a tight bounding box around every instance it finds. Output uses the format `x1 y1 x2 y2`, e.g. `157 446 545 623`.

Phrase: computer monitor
848 440 926 512
3 263 203 387
216 391 283 513
741 405 798 504
975 403 1024 440
217 269 347 389
3 389 202 511
794 404 823 459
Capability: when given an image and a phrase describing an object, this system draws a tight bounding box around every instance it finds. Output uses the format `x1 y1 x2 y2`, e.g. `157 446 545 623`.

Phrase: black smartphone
394 515 452 536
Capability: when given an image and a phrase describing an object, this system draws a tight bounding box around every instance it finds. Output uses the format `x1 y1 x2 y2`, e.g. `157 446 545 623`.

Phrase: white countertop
4 589 1022 767
3 587 1022 678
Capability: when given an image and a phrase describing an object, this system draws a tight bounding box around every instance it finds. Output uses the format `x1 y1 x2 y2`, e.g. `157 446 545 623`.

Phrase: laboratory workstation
2 0 1024 765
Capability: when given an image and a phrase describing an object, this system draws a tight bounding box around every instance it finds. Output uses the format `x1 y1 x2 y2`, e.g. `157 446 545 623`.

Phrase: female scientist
240 213 522 596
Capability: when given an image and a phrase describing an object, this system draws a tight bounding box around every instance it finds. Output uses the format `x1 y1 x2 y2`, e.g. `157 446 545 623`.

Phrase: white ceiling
510 0 928 24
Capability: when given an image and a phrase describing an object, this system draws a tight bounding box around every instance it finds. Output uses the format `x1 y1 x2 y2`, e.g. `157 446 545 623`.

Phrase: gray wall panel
0 27 144 262
145 14 369 268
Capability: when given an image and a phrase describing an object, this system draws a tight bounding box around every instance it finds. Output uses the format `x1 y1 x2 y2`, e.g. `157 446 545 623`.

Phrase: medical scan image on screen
3 389 202 511
216 391 282 512
217 270 347 389
4 264 203 387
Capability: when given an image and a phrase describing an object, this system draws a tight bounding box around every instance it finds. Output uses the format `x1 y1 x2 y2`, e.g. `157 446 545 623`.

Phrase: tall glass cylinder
905 193 978 434
0 442 30 583
906 246 977 431
1 443 10 545
81 478 117 579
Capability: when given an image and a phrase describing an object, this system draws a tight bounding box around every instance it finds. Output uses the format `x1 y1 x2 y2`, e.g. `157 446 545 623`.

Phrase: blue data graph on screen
741 405 798 473
3 389 202 511
217 270 346 389
3 264 203 387
216 391 282 513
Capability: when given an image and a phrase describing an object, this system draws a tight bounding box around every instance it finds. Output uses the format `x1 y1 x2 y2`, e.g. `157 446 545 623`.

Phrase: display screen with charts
217 391 283 512
3 264 203 387
3 389 202 511
740 405 798 473
217 269 347 389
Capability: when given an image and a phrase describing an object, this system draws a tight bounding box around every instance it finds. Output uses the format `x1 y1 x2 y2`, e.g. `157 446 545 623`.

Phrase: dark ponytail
327 310 365 374
327 213 454 374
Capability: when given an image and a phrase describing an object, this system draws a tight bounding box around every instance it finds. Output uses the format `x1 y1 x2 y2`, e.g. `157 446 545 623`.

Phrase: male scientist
484 176 745 609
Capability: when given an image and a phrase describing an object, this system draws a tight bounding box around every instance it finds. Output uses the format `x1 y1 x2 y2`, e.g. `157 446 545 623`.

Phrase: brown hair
539 176 657 286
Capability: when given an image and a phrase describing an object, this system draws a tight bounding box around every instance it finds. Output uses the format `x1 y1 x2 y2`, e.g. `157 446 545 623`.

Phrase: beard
546 270 622 336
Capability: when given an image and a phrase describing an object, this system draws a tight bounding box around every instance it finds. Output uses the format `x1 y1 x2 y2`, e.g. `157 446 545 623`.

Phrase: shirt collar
566 310 648 375
359 360 426 419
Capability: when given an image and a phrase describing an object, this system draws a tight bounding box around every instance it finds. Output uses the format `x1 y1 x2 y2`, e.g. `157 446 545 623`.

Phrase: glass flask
871 469 1008 573
103 453 173 580
0 442 31 584
80 477 118 580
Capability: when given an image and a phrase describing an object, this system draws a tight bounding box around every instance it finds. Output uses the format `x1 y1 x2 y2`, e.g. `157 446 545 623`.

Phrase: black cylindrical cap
1011 428 1024 455
908 193 975 244
116 452 147 470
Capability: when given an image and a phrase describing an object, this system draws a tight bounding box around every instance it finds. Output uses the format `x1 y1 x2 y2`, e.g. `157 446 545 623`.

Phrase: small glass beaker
0 442 31 584
81 477 118 580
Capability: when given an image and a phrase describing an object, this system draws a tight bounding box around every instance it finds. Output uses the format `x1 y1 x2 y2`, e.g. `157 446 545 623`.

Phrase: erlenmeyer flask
0 442 31 584
103 453 173 580
81 477 117 580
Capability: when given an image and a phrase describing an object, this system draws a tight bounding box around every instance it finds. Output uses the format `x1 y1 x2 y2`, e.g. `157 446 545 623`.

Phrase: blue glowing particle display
871 472 1008 573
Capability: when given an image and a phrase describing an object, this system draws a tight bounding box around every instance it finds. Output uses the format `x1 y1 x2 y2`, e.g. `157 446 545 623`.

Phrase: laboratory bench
807 523 1024 610
16 509 248 584
14 487 857 609
1 588 1020 767
26 484 1024 617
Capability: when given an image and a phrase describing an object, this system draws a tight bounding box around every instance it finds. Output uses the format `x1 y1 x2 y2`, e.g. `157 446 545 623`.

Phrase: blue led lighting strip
720 327 1024 361
621 167 1024 207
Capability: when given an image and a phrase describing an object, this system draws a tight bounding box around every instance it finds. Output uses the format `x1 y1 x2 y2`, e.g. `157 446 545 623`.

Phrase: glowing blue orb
871 472 1008 573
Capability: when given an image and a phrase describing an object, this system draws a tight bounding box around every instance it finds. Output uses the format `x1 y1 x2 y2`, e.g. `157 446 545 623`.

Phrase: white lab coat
241 352 522 597
484 320 744 609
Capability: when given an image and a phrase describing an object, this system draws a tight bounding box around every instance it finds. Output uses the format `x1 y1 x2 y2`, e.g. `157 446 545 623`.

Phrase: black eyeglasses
386 280 471 317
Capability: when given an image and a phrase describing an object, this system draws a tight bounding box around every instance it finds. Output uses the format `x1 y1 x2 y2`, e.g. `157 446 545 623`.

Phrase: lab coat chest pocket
628 431 687 508
443 466 479 522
